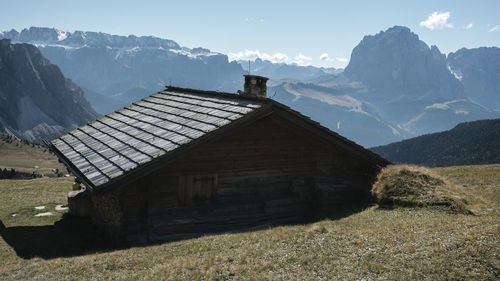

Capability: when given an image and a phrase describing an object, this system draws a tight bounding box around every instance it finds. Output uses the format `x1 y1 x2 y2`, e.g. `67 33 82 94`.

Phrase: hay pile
371 165 472 214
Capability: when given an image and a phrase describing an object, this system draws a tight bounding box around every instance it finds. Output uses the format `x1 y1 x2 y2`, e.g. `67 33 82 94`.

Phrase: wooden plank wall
117 114 379 242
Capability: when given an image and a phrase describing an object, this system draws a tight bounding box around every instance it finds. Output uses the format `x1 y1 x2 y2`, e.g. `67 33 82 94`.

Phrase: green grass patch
0 177 74 227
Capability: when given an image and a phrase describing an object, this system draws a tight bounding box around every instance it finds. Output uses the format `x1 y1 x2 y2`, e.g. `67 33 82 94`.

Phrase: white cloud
420 12 453 30
466 23 473 30
228 50 313 66
320 53 334 61
490 25 500 32
228 50 288 63
294 53 312 65
320 54 349 65
244 17 264 23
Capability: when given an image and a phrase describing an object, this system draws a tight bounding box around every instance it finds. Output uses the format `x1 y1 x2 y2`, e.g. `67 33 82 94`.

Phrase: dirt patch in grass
372 165 472 214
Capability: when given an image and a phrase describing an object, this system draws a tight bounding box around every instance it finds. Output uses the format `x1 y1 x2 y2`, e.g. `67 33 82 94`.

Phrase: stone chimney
242 75 269 98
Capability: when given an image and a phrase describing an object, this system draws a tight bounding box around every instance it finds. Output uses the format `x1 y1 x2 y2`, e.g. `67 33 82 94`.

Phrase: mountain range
0 27 349 113
0 39 97 142
269 26 500 146
237 58 340 80
0 27 245 114
1 26 499 147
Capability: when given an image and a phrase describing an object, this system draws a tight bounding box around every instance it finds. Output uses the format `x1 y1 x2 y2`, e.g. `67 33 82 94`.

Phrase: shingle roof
50 87 267 188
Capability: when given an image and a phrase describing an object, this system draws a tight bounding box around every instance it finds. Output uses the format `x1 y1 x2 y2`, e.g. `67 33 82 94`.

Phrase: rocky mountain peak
18 27 62 42
344 25 463 102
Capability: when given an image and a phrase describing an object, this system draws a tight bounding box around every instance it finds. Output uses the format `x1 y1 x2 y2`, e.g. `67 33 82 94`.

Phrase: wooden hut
49 75 389 243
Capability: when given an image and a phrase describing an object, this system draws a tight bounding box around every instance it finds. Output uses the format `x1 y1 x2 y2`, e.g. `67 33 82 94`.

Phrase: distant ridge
371 118 500 167
0 26 244 114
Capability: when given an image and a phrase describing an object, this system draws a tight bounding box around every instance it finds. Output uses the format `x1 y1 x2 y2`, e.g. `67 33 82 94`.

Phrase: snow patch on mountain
57 30 68 41
170 48 221 59
387 125 401 136
425 99 466 111
33 43 76 50
447 64 462 81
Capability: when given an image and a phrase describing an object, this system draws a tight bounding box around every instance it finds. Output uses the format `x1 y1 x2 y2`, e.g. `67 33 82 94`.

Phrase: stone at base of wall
68 189 91 217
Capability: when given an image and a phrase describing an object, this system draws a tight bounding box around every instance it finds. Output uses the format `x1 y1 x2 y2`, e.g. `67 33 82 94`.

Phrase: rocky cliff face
447 47 500 110
0 39 98 142
344 26 463 103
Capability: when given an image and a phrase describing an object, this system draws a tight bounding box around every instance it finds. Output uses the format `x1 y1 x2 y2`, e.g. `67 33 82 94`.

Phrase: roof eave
46 139 96 192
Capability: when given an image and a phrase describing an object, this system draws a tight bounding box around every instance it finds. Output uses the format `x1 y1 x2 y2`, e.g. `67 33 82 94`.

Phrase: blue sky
1 0 499 68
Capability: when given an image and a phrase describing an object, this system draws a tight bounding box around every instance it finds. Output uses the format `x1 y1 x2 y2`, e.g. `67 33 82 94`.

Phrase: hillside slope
371 118 500 167
0 39 98 142
0 134 66 177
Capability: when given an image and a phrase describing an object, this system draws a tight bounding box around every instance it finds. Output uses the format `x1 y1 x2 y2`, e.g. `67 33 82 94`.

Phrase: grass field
0 135 66 177
0 165 499 280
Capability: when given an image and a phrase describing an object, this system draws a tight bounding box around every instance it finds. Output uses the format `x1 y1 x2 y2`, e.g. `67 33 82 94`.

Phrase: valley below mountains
1 26 499 147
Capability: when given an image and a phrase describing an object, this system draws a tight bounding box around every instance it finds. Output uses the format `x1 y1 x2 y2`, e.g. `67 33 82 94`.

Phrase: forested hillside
371 119 500 167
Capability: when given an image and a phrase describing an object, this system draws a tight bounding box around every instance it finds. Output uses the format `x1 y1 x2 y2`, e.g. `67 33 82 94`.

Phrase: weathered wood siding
115 114 380 242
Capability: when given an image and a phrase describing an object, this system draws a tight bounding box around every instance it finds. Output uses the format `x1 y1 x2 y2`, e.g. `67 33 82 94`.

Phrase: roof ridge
164 85 270 103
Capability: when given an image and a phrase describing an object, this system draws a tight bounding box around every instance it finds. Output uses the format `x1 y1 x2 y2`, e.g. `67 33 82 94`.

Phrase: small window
178 174 217 206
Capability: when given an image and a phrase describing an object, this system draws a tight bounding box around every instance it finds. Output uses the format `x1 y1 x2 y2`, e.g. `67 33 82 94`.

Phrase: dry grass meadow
0 164 499 280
